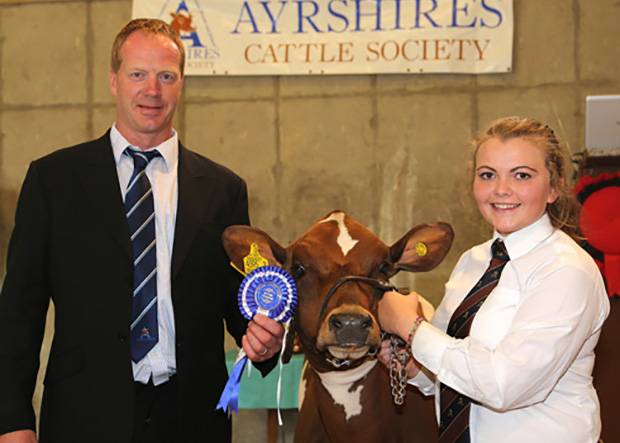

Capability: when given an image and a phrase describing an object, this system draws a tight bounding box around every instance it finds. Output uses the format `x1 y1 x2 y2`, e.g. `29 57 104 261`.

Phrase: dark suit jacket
0 131 263 443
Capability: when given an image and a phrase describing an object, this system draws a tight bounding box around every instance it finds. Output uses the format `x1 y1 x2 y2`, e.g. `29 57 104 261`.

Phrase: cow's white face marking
316 360 376 421
320 212 359 256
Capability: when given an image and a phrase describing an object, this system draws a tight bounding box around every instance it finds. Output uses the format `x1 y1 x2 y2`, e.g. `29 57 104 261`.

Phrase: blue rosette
238 266 297 323
217 266 297 416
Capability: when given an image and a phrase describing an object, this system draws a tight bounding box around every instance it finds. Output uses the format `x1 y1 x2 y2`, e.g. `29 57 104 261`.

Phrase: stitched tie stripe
439 239 510 443
125 148 161 363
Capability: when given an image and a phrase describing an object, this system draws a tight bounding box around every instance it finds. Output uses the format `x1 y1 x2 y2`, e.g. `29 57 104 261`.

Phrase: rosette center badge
238 265 297 323
255 282 280 310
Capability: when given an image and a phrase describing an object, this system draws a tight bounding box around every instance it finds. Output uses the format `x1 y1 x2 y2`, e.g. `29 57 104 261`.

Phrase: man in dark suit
0 18 283 443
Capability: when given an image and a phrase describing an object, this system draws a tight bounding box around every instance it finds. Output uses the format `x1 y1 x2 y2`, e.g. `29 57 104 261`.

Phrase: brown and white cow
223 211 453 443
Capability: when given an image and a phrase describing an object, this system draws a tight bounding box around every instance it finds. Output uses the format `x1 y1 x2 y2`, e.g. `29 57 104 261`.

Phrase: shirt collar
110 124 178 172
493 213 555 260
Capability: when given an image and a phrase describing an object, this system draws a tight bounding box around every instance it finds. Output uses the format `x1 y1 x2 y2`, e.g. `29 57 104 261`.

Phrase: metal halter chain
389 334 412 406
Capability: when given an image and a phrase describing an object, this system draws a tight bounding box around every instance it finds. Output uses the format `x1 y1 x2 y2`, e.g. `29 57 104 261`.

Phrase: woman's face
473 136 558 236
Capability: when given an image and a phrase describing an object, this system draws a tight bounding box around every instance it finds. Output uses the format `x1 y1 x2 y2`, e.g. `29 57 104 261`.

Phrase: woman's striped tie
439 239 510 443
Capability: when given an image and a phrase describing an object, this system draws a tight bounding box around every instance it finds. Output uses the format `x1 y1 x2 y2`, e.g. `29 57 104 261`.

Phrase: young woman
378 117 609 443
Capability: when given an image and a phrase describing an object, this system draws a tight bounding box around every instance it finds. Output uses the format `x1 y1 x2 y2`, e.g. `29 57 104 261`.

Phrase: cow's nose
329 313 372 331
328 313 373 345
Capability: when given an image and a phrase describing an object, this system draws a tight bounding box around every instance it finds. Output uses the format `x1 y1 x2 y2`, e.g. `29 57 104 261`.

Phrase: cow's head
223 211 453 372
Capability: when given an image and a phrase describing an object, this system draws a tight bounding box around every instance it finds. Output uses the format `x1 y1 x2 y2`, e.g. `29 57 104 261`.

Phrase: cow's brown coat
223 211 454 443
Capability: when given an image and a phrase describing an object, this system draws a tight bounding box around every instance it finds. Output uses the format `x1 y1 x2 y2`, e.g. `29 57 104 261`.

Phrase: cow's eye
291 263 305 279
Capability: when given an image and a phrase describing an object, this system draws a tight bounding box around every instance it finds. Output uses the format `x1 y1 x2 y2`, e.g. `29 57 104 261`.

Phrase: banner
132 0 513 76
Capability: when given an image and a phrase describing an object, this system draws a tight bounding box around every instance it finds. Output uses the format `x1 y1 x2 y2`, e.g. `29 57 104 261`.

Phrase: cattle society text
244 38 490 64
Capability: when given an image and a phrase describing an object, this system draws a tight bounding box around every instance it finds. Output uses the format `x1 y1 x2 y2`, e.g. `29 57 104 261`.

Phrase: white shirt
409 214 610 443
110 125 178 386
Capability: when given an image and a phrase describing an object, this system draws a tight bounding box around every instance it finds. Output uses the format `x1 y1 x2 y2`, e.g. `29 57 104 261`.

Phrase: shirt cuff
411 321 452 375
407 366 436 395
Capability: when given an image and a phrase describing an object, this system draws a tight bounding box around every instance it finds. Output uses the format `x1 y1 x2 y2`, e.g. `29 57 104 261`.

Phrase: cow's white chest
320 212 359 256
316 360 377 421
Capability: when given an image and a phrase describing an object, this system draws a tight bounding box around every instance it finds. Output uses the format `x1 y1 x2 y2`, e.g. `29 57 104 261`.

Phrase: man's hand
0 430 37 443
242 314 284 362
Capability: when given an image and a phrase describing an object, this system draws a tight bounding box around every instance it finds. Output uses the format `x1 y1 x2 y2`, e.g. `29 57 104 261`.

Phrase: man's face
109 31 183 148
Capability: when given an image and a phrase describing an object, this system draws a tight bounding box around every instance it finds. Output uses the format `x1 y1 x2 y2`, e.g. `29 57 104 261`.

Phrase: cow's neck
313 360 378 421
302 345 371 372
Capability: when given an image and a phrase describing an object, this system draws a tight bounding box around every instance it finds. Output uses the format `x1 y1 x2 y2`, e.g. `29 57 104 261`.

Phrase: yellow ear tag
414 241 428 257
243 243 270 274
229 261 246 277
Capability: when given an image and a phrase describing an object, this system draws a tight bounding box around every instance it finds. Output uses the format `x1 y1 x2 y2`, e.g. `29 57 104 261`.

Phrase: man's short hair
110 18 185 75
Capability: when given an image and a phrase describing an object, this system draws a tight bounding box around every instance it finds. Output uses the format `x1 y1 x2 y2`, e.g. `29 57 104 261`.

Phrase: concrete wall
1 0 619 441
3 0 620 296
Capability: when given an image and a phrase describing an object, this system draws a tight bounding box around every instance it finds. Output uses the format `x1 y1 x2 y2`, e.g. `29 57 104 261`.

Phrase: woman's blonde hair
472 116 580 239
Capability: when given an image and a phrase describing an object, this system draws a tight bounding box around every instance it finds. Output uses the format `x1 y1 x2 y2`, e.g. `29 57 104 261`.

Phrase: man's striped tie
438 239 510 443
125 147 160 363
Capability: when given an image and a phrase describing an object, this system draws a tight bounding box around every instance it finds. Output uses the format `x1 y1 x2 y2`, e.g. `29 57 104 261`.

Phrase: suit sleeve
0 162 51 434
222 180 277 376
222 178 250 345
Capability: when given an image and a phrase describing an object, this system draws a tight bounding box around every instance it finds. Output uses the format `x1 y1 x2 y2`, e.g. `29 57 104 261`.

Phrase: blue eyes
159 73 177 83
477 171 532 180
128 72 177 83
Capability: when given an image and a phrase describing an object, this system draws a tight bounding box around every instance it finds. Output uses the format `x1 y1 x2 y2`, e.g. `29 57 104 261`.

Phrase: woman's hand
377 338 421 379
378 290 420 341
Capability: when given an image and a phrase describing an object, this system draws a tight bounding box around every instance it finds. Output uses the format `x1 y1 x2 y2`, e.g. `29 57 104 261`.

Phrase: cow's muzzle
321 305 378 362
314 276 403 367
329 312 373 343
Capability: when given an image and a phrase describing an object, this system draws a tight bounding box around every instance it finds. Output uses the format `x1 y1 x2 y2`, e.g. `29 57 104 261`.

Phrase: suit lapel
171 144 218 280
77 131 132 260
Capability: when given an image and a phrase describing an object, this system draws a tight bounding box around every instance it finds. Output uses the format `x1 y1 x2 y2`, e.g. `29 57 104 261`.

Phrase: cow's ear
222 225 287 270
389 222 454 273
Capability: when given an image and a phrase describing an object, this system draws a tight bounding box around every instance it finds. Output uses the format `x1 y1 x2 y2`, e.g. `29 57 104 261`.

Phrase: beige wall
1 0 619 436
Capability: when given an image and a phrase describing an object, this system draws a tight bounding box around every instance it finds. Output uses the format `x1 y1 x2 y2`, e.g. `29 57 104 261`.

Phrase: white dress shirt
409 214 610 443
110 125 178 386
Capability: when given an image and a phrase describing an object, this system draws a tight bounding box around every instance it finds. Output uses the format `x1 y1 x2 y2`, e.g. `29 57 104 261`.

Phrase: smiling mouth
492 203 520 210
138 104 163 112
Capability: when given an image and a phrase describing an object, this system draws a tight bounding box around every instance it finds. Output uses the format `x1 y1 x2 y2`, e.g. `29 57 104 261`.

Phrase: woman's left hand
378 290 420 341
377 339 422 379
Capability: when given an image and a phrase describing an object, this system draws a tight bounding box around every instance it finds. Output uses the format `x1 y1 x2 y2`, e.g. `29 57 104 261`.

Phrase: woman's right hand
378 290 420 341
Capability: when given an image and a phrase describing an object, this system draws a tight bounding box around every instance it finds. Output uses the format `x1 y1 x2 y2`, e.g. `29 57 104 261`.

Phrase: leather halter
293 275 406 369
318 275 401 321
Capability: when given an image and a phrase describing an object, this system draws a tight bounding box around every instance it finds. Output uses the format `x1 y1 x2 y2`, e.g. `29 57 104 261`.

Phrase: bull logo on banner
146 0 221 70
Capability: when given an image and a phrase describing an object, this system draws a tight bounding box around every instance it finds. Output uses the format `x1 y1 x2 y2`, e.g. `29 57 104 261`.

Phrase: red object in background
574 172 620 297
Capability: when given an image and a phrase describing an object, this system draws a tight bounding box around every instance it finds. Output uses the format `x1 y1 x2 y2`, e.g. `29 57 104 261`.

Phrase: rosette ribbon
216 349 248 415
217 266 297 416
